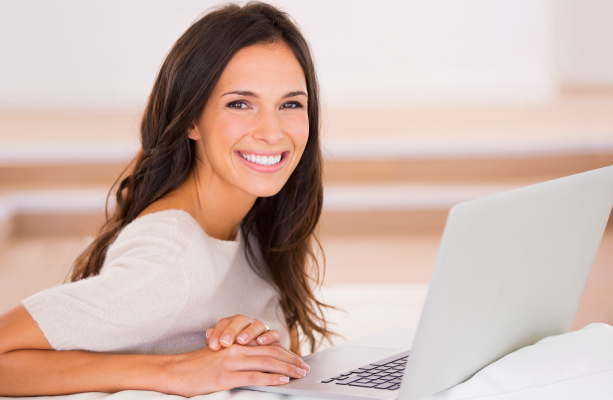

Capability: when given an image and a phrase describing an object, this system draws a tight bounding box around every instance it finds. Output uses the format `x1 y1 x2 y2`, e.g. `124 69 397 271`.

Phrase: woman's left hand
205 314 282 351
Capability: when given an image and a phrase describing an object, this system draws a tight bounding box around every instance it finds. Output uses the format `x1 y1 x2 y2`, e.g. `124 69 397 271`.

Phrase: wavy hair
69 2 333 352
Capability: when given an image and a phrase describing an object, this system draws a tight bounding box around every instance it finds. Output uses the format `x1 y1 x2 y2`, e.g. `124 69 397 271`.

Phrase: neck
187 169 257 241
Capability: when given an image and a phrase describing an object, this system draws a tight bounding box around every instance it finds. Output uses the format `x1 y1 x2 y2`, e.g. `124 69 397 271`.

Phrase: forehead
214 42 306 92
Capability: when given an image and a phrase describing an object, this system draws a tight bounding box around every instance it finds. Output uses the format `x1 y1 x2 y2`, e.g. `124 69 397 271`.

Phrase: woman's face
190 42 309 200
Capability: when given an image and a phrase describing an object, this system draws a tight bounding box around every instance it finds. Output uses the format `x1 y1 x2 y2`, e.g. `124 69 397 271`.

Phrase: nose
253 107 283 145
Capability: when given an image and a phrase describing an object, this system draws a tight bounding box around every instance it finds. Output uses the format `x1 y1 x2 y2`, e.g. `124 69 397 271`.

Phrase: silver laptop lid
401 165 613 400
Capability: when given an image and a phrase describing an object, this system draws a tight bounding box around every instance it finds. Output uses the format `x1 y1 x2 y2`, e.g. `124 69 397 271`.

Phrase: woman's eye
227 101 248 109
281 101 303 109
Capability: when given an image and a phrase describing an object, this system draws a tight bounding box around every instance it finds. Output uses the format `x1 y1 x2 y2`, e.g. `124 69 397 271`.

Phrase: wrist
146 353 183 395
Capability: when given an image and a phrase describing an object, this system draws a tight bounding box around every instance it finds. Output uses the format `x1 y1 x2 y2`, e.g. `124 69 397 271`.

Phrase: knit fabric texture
23 209 289 355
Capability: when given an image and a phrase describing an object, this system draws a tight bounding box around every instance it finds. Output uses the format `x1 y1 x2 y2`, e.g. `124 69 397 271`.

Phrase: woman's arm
0 306 305 397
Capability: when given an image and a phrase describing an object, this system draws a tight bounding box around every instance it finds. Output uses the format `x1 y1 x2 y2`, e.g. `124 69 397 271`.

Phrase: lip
235 150 290 173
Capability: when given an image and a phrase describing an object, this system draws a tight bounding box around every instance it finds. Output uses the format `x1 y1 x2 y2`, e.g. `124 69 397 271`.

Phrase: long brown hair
70 2 334 352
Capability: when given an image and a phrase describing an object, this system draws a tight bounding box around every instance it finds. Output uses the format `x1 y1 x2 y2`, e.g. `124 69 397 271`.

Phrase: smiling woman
0 2 333 397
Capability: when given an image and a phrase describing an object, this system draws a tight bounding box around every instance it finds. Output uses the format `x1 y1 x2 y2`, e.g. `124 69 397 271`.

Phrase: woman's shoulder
121 192 202 243
107 207 242 267
105 209 201 266
122 208 198 239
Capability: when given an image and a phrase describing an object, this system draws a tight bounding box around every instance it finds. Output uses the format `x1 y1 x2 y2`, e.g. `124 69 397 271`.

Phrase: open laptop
242 165 613 400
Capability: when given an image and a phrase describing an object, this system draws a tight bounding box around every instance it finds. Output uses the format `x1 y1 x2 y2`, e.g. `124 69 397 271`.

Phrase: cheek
286 115 309 151
209 115 251 149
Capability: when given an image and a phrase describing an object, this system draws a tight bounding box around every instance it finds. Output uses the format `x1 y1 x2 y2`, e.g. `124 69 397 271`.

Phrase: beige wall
2 0 610 112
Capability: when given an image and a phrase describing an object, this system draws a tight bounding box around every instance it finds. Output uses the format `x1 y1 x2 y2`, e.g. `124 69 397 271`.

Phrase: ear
188 125 201 140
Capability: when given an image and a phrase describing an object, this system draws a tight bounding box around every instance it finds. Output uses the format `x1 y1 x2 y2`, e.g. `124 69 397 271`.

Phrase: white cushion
426 323 613 400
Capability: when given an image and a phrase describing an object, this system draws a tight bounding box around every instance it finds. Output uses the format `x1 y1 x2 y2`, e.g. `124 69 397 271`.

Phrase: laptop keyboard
319 350 410 391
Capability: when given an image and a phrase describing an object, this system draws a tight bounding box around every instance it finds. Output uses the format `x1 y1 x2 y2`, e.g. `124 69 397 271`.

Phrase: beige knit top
23 209 289 355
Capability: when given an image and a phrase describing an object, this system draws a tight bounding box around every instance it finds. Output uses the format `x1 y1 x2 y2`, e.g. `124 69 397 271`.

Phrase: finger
256 329 281 346
209 318 233 351
269 342 308 371
230 338 272 347
219 314 254 348
230 338 258 347
243 342 309 373
230 371 291 387
234 355 308 378
236 319 268 345
205 328 212 347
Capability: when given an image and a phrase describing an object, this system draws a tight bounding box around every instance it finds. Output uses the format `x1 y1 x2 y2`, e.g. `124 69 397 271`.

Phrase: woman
0 2 333 396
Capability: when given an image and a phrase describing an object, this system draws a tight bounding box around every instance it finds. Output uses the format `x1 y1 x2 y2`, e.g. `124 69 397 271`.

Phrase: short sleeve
22 213 192 353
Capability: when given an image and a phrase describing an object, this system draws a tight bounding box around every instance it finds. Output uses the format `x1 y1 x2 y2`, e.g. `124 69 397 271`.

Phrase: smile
238 151 284 166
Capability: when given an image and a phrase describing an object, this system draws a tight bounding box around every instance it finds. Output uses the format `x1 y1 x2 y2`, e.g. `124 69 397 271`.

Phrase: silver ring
265 324 271 333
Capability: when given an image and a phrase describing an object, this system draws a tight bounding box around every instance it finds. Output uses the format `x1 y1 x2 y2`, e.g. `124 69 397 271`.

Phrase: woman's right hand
165 341 307 396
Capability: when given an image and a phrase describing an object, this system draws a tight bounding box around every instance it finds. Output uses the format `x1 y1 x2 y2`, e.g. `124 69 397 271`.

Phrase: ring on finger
265 324 272 333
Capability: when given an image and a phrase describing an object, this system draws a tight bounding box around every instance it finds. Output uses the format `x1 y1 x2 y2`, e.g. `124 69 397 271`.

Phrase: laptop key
348 382 379 388
320 379 334 383
336 377 364 386
374 382 397 390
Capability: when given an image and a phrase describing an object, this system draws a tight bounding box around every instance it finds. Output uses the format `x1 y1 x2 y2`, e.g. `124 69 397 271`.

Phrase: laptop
241 165 613 400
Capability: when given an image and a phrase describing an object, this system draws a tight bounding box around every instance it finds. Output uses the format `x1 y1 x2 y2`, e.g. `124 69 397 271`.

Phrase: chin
247 183 286 199
254 188 285 199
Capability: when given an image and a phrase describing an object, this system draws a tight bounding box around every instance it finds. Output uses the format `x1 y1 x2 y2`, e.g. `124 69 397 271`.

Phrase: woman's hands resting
0 308 308 397
162 314 309 397
205 314 286 350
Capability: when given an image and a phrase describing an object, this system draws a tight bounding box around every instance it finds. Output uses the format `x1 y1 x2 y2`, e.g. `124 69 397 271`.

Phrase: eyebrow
221 90 307 99
283 91 308 99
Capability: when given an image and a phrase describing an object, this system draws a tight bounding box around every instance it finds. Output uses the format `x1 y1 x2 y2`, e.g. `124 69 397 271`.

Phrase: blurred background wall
0 0 612 110
1 0 612 337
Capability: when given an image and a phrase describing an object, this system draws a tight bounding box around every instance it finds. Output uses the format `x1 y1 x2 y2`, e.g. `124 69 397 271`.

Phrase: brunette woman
0 2 333 396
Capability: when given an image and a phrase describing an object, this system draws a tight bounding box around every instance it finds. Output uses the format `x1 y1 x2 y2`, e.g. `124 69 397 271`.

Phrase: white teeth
240 152 283 166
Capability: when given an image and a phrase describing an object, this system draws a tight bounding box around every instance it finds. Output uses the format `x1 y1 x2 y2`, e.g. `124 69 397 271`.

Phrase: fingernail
296 367 307 377
220 334 231 345
237 333 248 344
279 376 290 383
210 338 219 349
206 329 211 339
257 336 268 344
301 362 310 372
